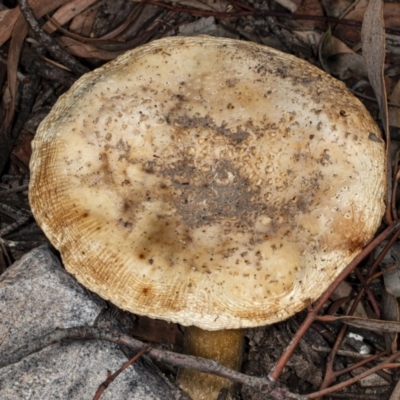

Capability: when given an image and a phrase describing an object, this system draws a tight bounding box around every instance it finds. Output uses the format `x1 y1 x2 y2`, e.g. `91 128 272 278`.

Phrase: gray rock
0 245 181 399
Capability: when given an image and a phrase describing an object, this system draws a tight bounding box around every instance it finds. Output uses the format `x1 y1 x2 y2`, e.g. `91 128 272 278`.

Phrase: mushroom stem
178 326 244 400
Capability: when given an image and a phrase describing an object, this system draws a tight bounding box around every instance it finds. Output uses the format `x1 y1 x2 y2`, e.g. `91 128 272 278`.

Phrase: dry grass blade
361 0 391 221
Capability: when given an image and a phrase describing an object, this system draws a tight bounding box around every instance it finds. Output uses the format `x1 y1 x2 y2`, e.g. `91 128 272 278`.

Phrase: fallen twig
2 326 306 400
92 345 151 400
17 0 89 76
269 219 400 382
307 350 400 399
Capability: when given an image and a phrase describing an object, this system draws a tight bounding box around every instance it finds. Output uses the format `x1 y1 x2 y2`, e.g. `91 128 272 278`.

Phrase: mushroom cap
29 36 386 330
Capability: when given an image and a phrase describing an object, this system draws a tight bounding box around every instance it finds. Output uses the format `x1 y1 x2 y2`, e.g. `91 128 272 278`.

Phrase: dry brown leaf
47 8 143 44
45 3 145 43
325 53 367 79
330 281 367 318
361 0 389 220
335 4 400 43
381 247 400 298
178 16 237 38
0 6 23 47
69 8 98 36
42 0 99 34
389 379 400 400
57 36 123 60
322 0 368 18
6 16 28 128
11 129 33 169
274 0 302 13
132 316 183 345
0 247 7 275
5 0 72 129
295 0 324 28
361 0 386 119
326 35 355 55
319 32 367 79
177 0 230 12
322 34 366 78
132 0 229 12
382 291 399 353
0 9 13 30
389 80 400 128
99 3 147 41
354 3 400 28
0 0 70 47
319 315 400 333
351 366 389 388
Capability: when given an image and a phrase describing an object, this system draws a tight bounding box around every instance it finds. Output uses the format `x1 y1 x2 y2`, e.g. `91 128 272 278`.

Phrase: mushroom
29 36 386 399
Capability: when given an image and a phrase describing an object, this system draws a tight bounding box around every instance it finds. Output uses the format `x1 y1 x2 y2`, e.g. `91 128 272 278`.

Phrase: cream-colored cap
29 36 386 330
